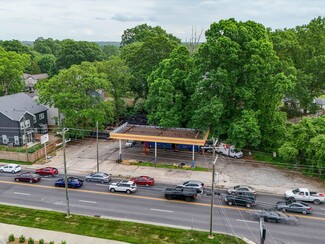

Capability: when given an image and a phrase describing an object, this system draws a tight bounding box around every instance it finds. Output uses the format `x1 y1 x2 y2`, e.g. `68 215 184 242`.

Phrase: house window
20 122 25 130
14 136 19 145
33 116 36 123
25 119 30 128
39 113 45 120
2 135 8 144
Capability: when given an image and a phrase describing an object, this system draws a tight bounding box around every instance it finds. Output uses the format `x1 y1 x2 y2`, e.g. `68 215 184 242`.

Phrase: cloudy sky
0 0 324 42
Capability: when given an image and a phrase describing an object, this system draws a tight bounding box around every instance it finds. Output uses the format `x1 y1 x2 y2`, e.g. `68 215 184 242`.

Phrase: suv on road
109 180 137 194
164 187 199 202
224 192 256 208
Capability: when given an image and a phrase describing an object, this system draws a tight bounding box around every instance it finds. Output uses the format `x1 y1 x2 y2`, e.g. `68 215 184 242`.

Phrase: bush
19 235 25 243
28 237 34 244
61 241 67 244
39 239 45 244
8 234 15 242
49 241 55 244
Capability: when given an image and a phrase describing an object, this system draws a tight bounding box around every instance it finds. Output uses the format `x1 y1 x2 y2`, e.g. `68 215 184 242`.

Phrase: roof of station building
110 123 209 146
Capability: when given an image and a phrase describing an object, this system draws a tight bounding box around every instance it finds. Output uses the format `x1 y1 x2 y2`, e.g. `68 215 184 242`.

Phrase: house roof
23 73 49 80
0 93 48 121
314 98 325 105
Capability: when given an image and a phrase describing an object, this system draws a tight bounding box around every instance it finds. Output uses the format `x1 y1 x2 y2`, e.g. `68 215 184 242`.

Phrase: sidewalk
0 223 126 244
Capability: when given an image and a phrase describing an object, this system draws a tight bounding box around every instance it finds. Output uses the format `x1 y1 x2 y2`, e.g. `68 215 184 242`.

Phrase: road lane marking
150 208 174 213
14 192 30 196
236 219 258 224
79 200 97 204
1 180 325 222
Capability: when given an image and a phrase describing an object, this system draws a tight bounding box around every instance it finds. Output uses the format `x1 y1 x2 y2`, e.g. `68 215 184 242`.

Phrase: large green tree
96 56 131 124
36 62 114 131
56 39 104 70
0 47 30 95
120 25 181 99
145 45 193 127
188 19 293 149
33 37 61 56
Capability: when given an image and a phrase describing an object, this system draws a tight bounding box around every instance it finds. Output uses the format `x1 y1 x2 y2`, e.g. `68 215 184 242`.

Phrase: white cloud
0 0 324 42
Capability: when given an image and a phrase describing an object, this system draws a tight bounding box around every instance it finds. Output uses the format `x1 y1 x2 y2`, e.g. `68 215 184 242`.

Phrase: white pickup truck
285 188 325 204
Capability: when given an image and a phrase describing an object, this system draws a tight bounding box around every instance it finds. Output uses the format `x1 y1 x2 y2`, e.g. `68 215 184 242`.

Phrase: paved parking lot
29 138 325 194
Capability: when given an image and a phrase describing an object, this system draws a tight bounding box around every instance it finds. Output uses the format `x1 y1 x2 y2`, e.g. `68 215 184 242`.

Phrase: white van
215 143 243 159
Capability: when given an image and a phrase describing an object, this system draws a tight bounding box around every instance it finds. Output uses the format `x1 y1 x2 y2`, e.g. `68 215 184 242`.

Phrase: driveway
28 138 325 194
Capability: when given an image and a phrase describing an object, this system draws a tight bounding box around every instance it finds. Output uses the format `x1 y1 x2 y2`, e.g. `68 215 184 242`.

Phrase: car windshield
292 188 300 194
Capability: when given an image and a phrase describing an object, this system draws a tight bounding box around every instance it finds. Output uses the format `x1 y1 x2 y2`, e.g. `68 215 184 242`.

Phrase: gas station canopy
110 123 209 146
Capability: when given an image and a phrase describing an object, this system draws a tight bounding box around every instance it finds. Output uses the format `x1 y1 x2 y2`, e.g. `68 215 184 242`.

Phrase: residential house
0 93 48 146
23 73 49 93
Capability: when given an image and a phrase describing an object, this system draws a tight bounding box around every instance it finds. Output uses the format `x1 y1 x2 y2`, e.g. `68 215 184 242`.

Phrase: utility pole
23 115 28 162
58 128 71 218
96 121 99 172
209 138 218 239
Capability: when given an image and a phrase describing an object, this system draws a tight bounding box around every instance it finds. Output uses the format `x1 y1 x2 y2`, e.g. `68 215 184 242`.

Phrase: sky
0 0 324 42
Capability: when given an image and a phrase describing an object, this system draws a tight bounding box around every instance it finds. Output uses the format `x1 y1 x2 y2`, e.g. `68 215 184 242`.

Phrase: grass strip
0 159 33 165
130 162 209 172
0 204 244 244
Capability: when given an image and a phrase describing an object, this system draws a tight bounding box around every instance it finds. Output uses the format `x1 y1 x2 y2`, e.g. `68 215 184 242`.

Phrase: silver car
85 172 111 183
228 185 256 195
178 180 204 194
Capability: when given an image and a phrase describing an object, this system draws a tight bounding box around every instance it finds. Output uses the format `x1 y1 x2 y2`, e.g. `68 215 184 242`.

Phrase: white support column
192 145 195 167
155 142 157 164
119 139 122 160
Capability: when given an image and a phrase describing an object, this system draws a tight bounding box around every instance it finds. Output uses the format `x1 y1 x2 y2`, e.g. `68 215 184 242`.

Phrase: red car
15 172 41 183
130 176 155 186
35 167 59 176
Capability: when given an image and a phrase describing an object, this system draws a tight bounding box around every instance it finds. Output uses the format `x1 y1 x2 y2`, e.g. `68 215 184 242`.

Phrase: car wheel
288 197 295 201
0 169 3 173
234 156 238 159
165 195 172 200
86 178 90 182
110 188 115 192
145 184 149 187
15 178 19 182
246 203 252 208
228 201 233 206
185 197 192 202
313 199 321 205
126 189 131 194
101 180 105 184
281 208 286 212
11 170 15 174
29 180 33 183
302 210 307 215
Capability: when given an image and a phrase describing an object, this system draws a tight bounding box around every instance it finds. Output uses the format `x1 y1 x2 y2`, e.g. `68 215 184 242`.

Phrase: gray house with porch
0 93 48 146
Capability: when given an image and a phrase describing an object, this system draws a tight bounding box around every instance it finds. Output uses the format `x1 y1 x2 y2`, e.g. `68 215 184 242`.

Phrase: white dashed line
79 200 97 204
150 208 174 213
14 192 31 196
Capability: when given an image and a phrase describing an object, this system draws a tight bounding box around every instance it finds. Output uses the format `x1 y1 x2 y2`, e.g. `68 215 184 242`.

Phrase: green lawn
0 204 244 244
130 161 209 171
0 159 33 165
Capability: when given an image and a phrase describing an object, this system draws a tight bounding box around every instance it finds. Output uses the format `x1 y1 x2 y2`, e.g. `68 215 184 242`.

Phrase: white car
109 180 137 194
178 180 204 194
125 140 135 148
0 164 21 174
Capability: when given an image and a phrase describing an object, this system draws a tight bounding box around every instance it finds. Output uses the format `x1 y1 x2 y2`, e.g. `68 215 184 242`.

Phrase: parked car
15 172 41 183
35 167 58 176
109 180 137 194
285 188 325 204
164 187 198 202
130 176 155 186
276 201 312 214
224 192 256 208
55 177 84 188
178 180 204 194
85 172 111 183
125 140 135 148
228 185 256 195
215 143 243 159
0 164 21 173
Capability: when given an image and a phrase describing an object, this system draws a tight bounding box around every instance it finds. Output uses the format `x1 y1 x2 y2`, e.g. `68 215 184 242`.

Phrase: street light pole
96 121 99 172
209 138 218 239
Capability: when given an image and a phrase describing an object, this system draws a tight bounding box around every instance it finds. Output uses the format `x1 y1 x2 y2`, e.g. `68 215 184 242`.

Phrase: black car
276 201 312 214
224 192 256 208
164 187 198 202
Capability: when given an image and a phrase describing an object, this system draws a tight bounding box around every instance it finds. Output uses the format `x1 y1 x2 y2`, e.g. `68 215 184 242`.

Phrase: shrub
49 241 55 244
19 235 25 243
8 234 15 242
61 241 67 244
28 237 34 244
39 239 45 244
